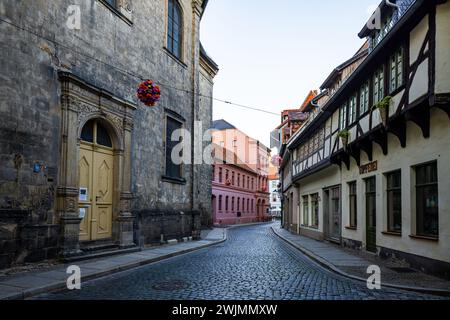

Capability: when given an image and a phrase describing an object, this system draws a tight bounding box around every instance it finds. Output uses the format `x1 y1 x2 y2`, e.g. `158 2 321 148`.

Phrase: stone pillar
117 118 135 248
57 88 83 257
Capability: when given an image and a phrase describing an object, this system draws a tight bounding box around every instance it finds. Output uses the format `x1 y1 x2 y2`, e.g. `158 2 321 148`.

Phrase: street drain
152 280 189 291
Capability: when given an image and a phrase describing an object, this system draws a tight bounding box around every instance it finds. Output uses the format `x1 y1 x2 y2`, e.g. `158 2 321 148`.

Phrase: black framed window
219 167 223 183
390 47 404 92
348 94 357 125
386 170 402 233
339 104 347 130
237 174 240 187
302 196 309 226
225 196 229 212
218 195 222 211
349 181 357 228
373 66 385 105
167 0 182 59
416 162 439 238
231 197 235 212
359 81 370 115
165 116 183 180
311 194 319 228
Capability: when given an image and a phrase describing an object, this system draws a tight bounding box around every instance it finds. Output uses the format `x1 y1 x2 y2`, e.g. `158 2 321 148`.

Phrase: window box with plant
338 129 350 149
374 96 392 127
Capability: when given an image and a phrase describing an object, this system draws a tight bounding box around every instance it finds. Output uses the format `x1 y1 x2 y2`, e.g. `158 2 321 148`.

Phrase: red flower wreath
137 80 161 107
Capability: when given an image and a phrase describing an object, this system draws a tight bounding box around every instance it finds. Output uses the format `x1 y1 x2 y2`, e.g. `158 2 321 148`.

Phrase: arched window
167 0 182 59
81 119 112 148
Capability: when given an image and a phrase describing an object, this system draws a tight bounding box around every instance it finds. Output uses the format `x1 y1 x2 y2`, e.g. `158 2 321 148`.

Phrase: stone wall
135 210 201 246
0 0 215 268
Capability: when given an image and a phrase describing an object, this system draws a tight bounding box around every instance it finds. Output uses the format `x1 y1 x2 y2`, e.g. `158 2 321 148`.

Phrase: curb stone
271 226 450 297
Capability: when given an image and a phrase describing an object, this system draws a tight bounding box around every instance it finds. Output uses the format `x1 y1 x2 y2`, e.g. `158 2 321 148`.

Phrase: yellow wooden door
79 143 93 242
92 146 114 240
78 120 114 241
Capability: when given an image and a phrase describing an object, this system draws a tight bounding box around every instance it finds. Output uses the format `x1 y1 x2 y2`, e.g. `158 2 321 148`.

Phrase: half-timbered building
281 0 450 278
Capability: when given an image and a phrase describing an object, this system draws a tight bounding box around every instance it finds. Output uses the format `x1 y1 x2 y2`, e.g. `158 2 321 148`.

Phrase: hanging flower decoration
137 80 161 107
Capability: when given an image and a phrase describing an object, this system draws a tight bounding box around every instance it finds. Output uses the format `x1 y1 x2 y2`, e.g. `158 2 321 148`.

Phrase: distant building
270 91 317 151
268 164 281 218
212 120 271 226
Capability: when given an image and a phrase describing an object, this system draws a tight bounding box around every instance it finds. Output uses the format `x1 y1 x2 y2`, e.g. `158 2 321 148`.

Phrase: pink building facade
211 120 271 226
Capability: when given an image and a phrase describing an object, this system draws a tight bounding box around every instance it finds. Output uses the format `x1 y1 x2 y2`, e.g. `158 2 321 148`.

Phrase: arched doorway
78 119 114 241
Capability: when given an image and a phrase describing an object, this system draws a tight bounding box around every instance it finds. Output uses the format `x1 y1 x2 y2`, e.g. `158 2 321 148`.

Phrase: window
247 199 250 212
218 195 222 211
165 116 183 180
302 196 309 226
237 198 240 211
360 81 370 115
225 196 229 211
339 104 347 130
242 198 245 212
390 47 404 92
104 0 117 8
348 94 357 124
386 170 402 233
415 162 439 238
373 66 385 104
349 182 357 228
231 197 235 212
251 199 254 212
232 171 235 185
225 170 229 182
219 167 223 183
167 0 182 59
237 174 240 187
311 194 319 228
81 120 112 148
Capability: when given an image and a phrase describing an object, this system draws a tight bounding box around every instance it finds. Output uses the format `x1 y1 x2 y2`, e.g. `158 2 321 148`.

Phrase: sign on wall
360 161 378 175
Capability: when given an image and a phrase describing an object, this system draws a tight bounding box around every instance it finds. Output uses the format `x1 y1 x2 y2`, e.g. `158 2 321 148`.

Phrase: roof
212 119 236 130
200 42 219 72
299 90 318 111
288 0 428 150
320 47 369 90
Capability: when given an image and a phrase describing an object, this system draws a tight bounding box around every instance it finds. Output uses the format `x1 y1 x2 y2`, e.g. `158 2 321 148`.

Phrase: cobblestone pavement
34 224 444 300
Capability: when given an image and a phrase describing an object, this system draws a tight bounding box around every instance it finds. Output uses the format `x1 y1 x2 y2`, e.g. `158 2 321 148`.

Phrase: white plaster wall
410 14 429 64
435 2 450 94
389 89 404 117
409 59 429 102
341 108 450 263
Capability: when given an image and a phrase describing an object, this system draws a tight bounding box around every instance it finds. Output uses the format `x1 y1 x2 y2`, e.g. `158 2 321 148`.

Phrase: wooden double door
78 120 114 242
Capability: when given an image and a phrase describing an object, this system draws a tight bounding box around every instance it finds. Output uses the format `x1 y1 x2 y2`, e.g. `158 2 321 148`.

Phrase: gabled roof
212 119 236 130
320 47 369 90
300 90 318 110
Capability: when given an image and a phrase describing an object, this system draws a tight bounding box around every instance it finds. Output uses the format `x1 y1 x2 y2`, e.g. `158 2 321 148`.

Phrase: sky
200 0 378 148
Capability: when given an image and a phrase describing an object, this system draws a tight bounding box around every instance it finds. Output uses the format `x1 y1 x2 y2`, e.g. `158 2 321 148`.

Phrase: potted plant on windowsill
338 129 350 149
374 96 392 127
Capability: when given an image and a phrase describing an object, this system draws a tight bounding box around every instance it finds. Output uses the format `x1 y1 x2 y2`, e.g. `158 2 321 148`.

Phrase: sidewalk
0 228 227 300
272 225 450 296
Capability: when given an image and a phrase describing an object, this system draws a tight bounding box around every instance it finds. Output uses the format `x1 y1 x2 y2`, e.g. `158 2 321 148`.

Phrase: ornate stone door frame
57 71 136 257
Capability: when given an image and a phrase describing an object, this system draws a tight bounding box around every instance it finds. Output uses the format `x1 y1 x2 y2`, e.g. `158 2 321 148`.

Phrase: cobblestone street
34 224 443 300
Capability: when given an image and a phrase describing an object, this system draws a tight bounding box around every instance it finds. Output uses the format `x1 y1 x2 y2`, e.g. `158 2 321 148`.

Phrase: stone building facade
0 0 218 269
